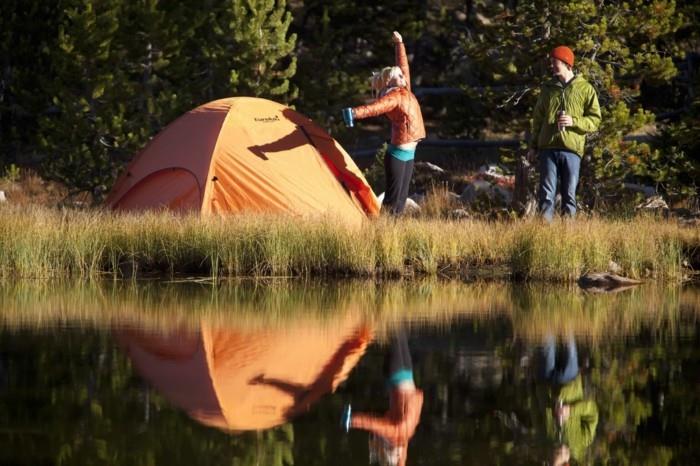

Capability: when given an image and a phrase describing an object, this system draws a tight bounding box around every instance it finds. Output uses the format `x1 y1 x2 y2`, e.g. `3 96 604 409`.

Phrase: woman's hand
392 31 402 43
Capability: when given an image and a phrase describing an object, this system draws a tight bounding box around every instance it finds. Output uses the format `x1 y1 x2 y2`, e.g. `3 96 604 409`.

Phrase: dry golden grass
415 183 464 218
0 204 696 282
0 169 72 207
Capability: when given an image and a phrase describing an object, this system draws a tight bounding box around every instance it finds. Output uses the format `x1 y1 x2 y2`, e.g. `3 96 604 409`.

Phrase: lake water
1 280 698 465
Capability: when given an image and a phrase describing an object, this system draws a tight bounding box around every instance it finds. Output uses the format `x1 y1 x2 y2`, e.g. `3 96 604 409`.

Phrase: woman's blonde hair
370 66 405 97
369 434 403 466
370 72 384 97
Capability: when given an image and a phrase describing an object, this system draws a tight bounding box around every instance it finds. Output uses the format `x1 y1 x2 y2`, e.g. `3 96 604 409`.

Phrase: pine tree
173 0 298 105
291 1 426 129
0 1 62 166
3 0 695 206
119 0 191 138
455 0 687 208
31 0 298 197
652 0 700 202
227 0 298 99
36 0 132 198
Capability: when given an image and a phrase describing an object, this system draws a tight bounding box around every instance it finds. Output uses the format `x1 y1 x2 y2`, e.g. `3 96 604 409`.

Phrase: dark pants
538 149 581 221
384 155 414 215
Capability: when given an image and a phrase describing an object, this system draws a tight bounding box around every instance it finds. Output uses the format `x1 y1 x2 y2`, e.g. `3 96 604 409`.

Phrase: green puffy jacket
529 75 602 157
545 375 599 461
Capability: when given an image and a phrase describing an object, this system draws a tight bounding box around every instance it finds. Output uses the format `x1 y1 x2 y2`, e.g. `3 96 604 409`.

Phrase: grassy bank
0 205 697 281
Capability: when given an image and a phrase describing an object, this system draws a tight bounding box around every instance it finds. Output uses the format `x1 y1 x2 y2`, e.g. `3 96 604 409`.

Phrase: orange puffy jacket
352 42 426 146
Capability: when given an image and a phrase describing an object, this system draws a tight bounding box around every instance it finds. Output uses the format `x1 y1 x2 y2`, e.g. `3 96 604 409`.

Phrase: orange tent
115 320 372 431
105 97 379 220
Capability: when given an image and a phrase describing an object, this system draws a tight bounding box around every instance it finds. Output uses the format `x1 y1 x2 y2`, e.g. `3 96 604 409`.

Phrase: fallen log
578 272 643 293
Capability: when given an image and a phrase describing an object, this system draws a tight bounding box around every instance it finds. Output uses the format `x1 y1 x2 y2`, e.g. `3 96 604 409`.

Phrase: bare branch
498 87 531 108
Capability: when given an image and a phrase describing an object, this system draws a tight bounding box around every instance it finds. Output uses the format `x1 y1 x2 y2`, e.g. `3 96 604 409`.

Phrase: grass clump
0 205 696 282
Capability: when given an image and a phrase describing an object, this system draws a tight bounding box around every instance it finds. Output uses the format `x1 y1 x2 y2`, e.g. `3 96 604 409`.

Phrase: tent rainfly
116 321 373 431
105 97 379 222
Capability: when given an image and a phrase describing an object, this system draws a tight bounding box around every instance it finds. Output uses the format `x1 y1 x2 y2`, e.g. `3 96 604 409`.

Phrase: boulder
624 182 657 198
460 180 513 206
478 164 515 189
460 179 494 204
415 161 445 173
409 193 426 205
493 185 513 205
635 195 669 215
404 197 421 213
459 165 516 208
375 192 421 214
450 208 471 219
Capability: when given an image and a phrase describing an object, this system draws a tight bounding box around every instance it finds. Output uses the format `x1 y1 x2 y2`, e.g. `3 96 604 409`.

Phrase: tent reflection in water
105 97 379 223
115 320 372 431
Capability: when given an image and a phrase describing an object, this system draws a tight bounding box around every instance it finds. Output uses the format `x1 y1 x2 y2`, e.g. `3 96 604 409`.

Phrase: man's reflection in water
345 328 423 466
537 334 598 465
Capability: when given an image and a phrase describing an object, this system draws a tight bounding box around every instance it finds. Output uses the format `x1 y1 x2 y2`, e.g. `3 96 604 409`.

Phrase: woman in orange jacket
342 31 426 215
341 328 423 466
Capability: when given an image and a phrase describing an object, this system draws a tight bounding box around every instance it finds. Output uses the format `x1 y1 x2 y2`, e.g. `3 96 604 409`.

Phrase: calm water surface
1 281 698 465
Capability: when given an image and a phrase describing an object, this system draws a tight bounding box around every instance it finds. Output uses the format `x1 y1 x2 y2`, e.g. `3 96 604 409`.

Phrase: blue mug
340 404 352 432
342 107 354 127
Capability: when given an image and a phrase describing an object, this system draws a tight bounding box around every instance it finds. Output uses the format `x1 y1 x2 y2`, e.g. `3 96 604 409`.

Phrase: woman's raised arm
393 31 410 92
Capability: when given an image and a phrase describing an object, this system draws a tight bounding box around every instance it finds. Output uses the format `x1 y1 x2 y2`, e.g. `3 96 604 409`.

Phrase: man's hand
392 31 402 43
554 403 571 423
557 112 573 128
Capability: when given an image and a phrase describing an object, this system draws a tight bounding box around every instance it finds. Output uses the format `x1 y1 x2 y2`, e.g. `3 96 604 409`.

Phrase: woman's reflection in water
344 327 423 466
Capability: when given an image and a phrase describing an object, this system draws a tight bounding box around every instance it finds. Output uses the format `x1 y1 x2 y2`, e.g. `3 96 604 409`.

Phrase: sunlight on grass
0 205 697 281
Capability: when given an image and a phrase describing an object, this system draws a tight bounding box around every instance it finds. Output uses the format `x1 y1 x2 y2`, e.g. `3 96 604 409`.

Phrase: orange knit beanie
550 46 574 67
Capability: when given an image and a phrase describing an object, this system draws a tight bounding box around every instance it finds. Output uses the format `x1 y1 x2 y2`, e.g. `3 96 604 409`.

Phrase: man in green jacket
528 46 602 221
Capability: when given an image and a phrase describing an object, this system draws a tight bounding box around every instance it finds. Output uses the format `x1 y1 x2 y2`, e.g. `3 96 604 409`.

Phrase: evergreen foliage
456 0 690 207
0 1 62 165
290 0 426 129
651 0 700 203
0 0 298 199
227 0 298 99
0 0 697 206
37 0 130 196
648 97 700 203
